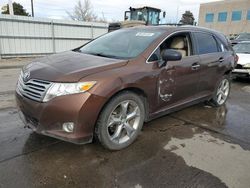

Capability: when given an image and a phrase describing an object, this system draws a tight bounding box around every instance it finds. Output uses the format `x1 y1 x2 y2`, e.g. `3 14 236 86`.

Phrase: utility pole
31 0 34 17
8 0 14 15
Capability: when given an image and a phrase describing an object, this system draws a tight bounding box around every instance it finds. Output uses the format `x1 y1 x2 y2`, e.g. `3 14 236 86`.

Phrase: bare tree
98 12 107 23
68 0 97 21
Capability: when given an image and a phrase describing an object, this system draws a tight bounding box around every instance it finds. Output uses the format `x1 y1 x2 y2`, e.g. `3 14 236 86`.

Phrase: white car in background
232 41 250 78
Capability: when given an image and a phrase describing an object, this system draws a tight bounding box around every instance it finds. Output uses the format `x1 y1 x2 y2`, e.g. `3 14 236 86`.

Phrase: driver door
149 32 201 110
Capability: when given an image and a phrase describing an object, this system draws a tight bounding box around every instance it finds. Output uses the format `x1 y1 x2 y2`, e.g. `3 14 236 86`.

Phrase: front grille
17 72 52 102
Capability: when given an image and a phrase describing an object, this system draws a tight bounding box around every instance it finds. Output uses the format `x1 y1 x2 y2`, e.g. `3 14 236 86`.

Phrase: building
198 0 250 36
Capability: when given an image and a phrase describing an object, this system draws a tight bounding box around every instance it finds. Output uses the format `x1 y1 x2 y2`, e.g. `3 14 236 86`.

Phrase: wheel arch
108 87 148 118
94 87 149 134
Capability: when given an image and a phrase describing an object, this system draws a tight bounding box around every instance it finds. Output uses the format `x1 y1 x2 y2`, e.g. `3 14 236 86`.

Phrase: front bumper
16 91 106 144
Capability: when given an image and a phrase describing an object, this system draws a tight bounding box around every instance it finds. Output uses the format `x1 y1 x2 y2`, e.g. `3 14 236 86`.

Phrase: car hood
237 53 250 66
23 51 128 82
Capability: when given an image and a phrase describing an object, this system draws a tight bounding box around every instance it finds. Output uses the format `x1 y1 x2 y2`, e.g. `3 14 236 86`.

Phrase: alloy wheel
107 100 141 144
216 79 230 105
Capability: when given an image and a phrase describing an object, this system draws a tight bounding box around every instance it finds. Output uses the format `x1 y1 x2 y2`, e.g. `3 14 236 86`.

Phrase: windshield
233 43 250 54
131 9 148 22
236 33 250 40
80 29 163 59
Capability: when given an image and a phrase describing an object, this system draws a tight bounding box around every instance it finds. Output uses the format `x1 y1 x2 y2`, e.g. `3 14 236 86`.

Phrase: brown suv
16 26 235 150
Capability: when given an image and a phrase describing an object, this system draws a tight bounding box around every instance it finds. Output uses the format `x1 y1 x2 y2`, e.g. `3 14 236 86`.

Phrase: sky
0 0 220 22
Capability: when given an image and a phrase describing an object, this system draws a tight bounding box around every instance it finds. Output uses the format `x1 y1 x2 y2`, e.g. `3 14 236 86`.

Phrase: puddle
164 132 250 188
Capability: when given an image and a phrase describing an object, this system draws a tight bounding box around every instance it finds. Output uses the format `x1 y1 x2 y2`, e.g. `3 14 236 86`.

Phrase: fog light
62 122 74 133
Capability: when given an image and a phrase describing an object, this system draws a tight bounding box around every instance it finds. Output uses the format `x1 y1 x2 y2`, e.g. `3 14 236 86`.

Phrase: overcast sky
0 0 220 22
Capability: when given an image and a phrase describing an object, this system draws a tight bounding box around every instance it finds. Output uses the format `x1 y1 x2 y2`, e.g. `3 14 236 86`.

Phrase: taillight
235 54 239 64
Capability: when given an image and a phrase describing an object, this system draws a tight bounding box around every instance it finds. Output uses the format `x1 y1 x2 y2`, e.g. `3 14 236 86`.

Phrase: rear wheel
95 91 145 150
210 76 231 107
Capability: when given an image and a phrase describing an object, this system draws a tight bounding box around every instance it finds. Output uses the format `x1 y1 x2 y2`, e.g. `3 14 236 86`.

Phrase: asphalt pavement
0 59 250 188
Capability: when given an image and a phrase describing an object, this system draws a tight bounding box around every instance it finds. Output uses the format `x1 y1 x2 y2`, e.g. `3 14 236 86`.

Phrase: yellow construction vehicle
108 6 166 32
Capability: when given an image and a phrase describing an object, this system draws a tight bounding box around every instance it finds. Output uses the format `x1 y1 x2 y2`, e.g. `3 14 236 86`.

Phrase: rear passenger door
193 32 226 95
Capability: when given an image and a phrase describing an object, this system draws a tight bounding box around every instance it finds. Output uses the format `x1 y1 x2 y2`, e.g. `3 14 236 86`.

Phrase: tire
210 75 231 107
95 91 145 150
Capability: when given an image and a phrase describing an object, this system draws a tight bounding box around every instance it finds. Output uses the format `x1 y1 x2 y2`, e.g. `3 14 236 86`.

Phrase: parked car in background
232 41 250 78
16 26 235 150
231 33 250 46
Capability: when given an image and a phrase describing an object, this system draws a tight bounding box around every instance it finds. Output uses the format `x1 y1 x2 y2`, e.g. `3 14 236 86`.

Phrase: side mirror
162 49 182 61
124 11 131 21
163 11 166 18
158 49 182 67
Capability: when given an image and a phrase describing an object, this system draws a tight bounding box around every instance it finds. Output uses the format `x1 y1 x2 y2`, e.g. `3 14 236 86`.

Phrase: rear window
195 32 219 55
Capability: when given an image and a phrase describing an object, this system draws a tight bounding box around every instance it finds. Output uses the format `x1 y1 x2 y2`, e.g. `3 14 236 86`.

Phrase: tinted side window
195 33 219 55
148 32 193 62
214 36 229 52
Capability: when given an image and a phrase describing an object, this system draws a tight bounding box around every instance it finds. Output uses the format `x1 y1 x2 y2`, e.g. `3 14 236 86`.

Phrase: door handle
191 63 200 70
219 57 225 63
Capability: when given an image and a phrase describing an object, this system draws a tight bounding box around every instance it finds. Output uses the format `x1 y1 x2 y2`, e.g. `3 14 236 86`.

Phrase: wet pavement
0 110 230 188
0 60 250 187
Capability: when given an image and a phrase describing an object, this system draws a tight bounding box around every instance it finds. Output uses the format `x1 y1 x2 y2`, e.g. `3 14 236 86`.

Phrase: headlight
43 81 96 102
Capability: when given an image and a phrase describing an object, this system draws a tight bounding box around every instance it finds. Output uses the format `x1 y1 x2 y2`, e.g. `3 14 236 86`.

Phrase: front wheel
210 76 231 107
95 91 145 150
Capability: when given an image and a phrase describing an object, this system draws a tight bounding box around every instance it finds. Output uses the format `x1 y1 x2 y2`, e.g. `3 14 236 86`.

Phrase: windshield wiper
91 53 113 58
86 52 124 59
